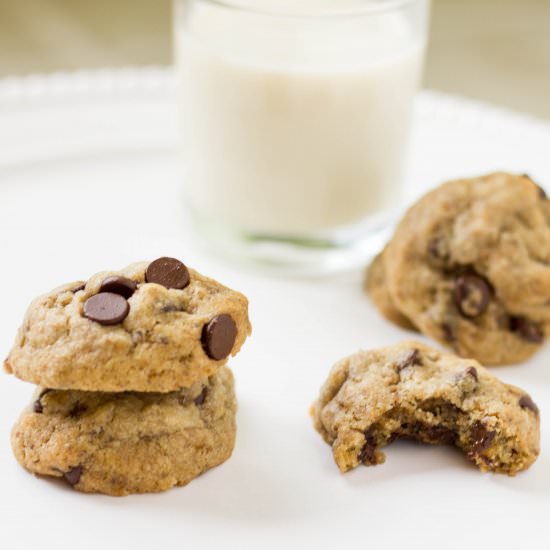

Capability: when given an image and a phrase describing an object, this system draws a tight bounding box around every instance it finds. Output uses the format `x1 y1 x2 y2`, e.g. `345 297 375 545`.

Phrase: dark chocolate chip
442 322 455 342
427 238 449 263
454 274 491 318
469 421 495 455
69 402 88 418
194 387 208 406
428 238 441 258
465 366 478 382
398 422 456 445
396 423 415 441
519 395 539 415
423 424 457 445
509 316 544 343
479 455 494 468
33 389 52 414
397 349 422 372
99 276 137 299
64 465 83 486
71 283 86 293
201 314 237 360
83 293 130 325
145 257 190 290
358 430 377 464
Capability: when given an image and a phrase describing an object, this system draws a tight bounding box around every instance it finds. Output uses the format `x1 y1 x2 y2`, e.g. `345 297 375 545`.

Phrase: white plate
0 68 548 550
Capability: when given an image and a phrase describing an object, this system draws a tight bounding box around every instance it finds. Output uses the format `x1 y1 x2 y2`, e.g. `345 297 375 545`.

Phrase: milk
176 0 426 236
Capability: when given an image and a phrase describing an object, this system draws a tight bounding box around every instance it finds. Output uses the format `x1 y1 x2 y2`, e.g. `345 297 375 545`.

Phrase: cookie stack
366 172 550 365
5 257 251 496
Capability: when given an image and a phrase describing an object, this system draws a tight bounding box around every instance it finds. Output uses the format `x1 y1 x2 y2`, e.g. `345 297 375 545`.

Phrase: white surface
0 69 549 550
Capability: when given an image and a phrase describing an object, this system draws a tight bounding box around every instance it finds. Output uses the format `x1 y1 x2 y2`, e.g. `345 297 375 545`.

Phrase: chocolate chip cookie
11 367 236 496
312 342 540 475
365 249 416 331
373 173 550 364
4 258 251 391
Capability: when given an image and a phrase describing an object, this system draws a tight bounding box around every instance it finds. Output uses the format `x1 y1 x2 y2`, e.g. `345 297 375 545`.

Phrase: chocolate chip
479 455 494 468
465 366 478 382
71 283 86 293
69 402 88 418
442 323 455 342
509 316 544 343
33 389 52 414
519 395 539 415
397 349 422 372
428 238 441 258
83 293 129 325
469 421 495 455
64 466 83 486
423 424 456 444
427 238 449 263
398 422 456 444
454 274 491 318
201 314 237 360
145 257 190 290
359 430 377 464
99 276 137 299
194 387 208 406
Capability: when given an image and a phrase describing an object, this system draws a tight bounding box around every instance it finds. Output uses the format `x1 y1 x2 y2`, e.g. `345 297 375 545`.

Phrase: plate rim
0 65 548 132
0 66 548 174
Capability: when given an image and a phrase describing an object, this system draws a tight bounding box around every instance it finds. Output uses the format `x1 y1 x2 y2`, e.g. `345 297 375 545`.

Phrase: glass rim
191 0 424 18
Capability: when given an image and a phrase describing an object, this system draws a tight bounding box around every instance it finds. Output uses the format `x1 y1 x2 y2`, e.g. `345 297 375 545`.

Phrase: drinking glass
174 0 430 273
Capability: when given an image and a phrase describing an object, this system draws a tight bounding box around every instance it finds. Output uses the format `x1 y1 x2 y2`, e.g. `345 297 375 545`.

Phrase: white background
0 70 548 549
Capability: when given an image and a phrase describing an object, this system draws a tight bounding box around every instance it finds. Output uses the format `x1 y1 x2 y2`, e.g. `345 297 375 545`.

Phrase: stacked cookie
4 257 251 495
366 172 550 365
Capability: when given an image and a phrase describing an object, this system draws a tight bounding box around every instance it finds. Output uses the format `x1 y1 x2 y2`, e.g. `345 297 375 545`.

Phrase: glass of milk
174 0 430 273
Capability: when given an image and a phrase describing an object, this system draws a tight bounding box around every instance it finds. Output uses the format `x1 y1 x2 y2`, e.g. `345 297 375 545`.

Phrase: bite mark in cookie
311 342 540 476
